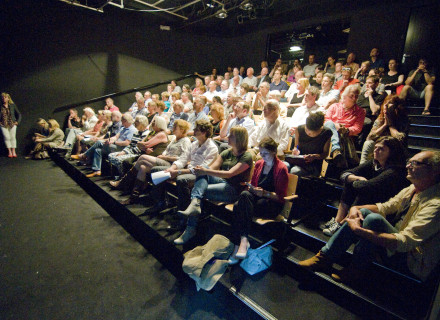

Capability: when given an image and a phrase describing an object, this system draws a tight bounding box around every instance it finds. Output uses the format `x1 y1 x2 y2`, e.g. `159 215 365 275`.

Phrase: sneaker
319 217 335 230
323 220 341 236
174 227 196 245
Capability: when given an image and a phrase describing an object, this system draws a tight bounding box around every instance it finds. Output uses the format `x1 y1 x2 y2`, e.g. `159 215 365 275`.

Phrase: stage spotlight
215 7 228 18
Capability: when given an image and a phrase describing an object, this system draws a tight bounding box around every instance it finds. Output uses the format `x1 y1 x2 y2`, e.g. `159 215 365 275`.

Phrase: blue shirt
118 124 136 142
270 80 289 93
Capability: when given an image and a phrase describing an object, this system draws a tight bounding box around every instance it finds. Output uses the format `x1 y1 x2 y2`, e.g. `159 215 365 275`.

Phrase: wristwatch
178 170 182 175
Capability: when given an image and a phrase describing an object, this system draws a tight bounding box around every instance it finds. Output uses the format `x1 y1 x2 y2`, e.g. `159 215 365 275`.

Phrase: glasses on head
406 160 431 167
342 67 351 71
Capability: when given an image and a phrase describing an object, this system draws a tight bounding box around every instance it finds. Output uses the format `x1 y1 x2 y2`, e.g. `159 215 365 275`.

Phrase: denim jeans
84 140 119 171
321 208 398 268
324 121 340 152
360 140 375 164
191 175 239 203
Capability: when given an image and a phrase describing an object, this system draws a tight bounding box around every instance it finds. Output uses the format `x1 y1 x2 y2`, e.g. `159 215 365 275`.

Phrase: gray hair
342 84 361 98
151 116 167 132
83 107 95 116
122 112 134 124
323 73 335 83
268 90 281 101
173 100 184 110
266 99 280 110
307 86 320 100
260 81 270 89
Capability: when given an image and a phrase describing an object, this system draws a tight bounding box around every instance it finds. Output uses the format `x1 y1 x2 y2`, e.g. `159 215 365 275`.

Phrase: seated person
288 86 324 131
143 91 152 104
212 96 222 105
368 68 385 94
71 112 136 178
73 110 106 155
146 101 158 125
187 97 209 134
209 103 226 138
345 52 359 73
354 61 371 86
252 81 270 114
248 99 290 159
114 119 191 205
192 77 205 97
64 107 98 152
218 101 255 147
64 108 82 135
303 54 319 77
334 67 359 94
107 115 150 177
155 101 170 124
285 71 305 102
170 92 181 106
286 78 309 117
324 56 336 74
144 120 218 215
171 80 182 93
131 97 148 118
218 80 230 102
161 92 171 112
239 82 251 103
317 73 340 110
321 136 408 236
34 118 49 139
242 67 258 91
175 127 253 244
78 110 113 153
203 81 218 104
361 95 409 164
231 137 289 260
103 98 119 112
399 58 435 115
269 69 289 98
182 84 191 93
167 100 189 134
380 59 404 94
369 47 386 70
27 119 65 159
290 112 331 177
356 75 387 146
299 150 440 284
333 61 343 82
310 70 324 89
324 84 365 167
180 92 193 113
223 92 238 118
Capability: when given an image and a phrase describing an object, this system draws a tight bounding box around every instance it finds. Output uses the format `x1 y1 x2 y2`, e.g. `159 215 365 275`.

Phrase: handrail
51 73 197 115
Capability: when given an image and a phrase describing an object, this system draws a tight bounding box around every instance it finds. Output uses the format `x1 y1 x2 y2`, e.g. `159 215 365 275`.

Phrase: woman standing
232 137 289 259
1 93 21 157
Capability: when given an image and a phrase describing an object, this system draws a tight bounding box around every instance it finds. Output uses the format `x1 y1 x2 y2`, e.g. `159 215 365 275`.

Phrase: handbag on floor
240 239 276 275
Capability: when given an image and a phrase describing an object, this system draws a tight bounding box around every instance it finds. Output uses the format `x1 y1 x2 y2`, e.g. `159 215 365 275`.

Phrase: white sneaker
174 227 196 245
323 220 341 236
320 217 335 230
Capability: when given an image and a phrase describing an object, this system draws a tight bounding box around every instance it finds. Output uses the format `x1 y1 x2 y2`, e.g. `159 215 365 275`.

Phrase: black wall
1 0 437 154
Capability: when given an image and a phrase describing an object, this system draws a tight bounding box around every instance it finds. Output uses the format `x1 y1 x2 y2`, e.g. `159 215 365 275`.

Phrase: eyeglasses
406 160 431 167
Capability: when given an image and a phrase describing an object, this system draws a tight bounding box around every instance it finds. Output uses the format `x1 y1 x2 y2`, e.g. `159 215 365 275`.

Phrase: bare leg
335 201 349 223
423 84 434 112
399 85 410 100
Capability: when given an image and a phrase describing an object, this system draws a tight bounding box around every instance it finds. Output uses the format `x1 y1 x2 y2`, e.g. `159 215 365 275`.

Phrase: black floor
0 158 242 320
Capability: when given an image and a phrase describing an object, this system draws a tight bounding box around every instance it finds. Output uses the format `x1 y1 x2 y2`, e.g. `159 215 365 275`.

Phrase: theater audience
128 92 143 113
64 107 98 157
171 80 182 93
187 97 209 132
112 119 191 203
145 120 218 216
285 71 306 102
71 112 136 178
107 115 150 177
300 150 440 284
257 67 271 88
399 58 435 115
65 108 82 134
252 81 270 113
76 110 112 154
167 100 189 134
333 61 343 82
360 95 409 164
242 67 258 91
192 78 205 97
324 56 336 74
175 127 253 244
231 137 289 259
321 136 408 236
290 112 331 177
354 61 371 86
369 47 386 70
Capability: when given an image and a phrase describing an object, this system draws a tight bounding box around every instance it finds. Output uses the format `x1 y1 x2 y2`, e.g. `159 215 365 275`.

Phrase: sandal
422 110 431 115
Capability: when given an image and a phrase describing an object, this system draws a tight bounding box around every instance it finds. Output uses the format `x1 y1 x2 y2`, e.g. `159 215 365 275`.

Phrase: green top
220 148 253 189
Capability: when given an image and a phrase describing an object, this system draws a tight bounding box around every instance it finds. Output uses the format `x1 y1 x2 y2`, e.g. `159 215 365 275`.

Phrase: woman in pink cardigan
231 137 289 260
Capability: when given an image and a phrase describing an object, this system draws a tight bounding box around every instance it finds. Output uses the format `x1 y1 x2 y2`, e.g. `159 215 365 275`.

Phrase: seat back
280 173 298 219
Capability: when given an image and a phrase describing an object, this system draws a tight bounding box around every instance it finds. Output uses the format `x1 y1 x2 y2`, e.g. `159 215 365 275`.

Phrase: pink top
333 78 359 94
325 102 366 136
109 106 119 112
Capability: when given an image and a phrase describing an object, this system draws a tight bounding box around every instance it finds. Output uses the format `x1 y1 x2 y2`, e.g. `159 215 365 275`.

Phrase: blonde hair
297 78 310 90
122 112 134 124
48 119 60 131
1 93 14 104
171 92 181 100
156 101 166 112
37 118 49 129
103 110 112 121
83 107 95 116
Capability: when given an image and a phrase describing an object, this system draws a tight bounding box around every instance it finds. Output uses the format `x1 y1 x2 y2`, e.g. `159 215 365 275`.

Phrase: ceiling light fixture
239 0 253 11
215 6 228 18
289 46 302 52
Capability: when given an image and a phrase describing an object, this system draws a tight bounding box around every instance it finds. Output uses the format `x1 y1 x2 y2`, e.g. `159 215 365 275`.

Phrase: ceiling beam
132 0 189 19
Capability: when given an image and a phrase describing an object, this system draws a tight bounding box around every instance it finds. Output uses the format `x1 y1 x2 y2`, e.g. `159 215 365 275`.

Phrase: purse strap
255 239 276 250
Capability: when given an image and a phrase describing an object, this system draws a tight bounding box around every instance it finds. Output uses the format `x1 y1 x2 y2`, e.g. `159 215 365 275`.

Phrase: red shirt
333 78 359 94
325 102 366 136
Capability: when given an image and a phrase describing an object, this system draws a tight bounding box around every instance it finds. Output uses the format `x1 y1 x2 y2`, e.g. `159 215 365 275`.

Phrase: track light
239 0 253 11
215 6 227 19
